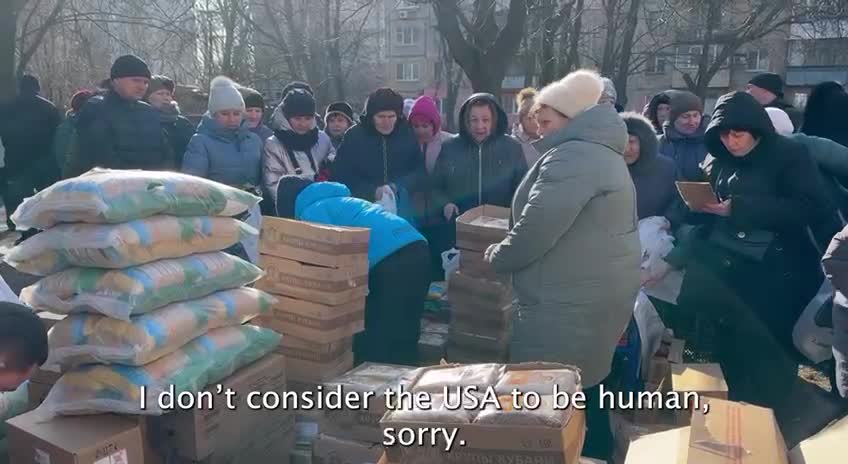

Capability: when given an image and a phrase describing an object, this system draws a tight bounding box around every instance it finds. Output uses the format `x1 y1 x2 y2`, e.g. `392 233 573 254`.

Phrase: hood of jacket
622 112 660 174
458 93 510 144
645 91 671 131
197 113 251 142
533 104 627 156
294 181 351 218
705 91 776 162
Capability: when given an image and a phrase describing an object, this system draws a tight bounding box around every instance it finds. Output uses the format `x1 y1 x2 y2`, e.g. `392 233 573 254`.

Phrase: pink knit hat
408 96 442 135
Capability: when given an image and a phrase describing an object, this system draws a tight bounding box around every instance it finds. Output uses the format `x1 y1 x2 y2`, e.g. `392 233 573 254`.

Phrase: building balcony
786 66 848 87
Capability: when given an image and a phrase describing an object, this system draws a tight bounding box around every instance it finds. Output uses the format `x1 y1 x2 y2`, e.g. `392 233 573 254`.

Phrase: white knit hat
208 76 245 114
535 69 604 119
765 107 794 135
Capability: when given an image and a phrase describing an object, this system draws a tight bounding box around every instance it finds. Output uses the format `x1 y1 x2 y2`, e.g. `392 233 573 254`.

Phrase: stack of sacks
5 169 281 417
448 205 514 363
255 216 370 388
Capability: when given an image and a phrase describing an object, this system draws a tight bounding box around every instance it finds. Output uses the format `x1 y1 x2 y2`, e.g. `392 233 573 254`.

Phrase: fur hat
600 77 618 104
765 107 794 135
145 75 175 100
208 76 245 114
535 69 603 119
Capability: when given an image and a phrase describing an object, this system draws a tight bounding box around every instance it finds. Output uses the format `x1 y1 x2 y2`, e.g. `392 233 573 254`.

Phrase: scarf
274 127 319 153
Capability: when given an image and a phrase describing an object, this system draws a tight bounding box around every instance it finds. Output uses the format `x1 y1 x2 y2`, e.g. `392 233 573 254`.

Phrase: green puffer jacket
489 104 641 388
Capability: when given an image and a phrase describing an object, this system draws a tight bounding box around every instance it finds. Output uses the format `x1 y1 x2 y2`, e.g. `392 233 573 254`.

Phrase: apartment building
785 20 848 108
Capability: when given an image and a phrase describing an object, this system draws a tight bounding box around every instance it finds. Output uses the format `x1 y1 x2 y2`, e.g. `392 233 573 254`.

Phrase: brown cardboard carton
458 249 509 283
671 363 728 400
451 309 513 334
258 294 365 343
455 205 511 251
380 363 586 464
30 363 62 385
449 327 510 352
623 426 690 464
7 411 144 464
38 311 67 331
321 363 418 443
276 335 353 362
789 415 848 464
667 338 685 364
151 354 295 461
257 254 369 306
448 270 512 306
610 411 681 462
286 350 355 383
643 356 672 391
446 343 509 363
260 216 370 269
688 398 788 464
312 434 383 464
418 322 449 366
27 381 53 411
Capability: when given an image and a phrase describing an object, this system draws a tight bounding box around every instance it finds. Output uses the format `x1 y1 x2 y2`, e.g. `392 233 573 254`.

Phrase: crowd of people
3 53 848 461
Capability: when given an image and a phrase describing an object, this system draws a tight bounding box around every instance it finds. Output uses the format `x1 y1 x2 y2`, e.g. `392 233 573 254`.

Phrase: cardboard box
31 363 62 385
667 338 685 364
418 322 449 365
580 458 607 464
624 426 690 464
151 354 295 461
448 270 512 306
789 415 848 464
455 205 511 251
644 356 673 391
380 363 585 464
257 254 369 306
449 327 510 352
688 398 788 464
286 350 355 384
610 411 680 462
38 311 67 331
458 249 509 283
451 309 513 335
312 434 382 464
671 363 728 400
260 216 370 269
258 294 365 343
27 380 52 411
321 363 418 443
276 335 353 362
7 412 144 464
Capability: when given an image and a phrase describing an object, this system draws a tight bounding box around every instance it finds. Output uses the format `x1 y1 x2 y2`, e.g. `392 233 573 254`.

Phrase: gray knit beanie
208 76 245 114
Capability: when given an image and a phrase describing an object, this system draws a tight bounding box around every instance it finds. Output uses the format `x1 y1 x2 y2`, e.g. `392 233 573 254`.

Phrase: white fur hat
765 107 794 135
208 76 245 114
535 69 604 119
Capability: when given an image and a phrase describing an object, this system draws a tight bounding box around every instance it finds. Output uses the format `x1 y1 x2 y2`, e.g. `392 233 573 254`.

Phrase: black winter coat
67 91 174 177
430 94 528 215
162 115 196 168
330 118 424 203
672 92 840 340
0 92 60 174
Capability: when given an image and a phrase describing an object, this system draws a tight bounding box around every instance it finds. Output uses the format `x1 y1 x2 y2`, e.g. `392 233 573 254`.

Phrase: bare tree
428 0 530 97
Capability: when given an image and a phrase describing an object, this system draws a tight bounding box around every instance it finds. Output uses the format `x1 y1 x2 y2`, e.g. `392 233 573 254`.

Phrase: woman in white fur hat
484 69 640 461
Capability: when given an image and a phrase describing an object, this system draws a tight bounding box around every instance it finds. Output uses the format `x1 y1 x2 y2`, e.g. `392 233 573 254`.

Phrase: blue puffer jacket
182 114 262 187
658 117 710 182
295 182 426 268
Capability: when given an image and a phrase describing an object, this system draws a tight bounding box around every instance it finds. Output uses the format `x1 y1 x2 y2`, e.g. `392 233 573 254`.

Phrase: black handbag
707 221 775 262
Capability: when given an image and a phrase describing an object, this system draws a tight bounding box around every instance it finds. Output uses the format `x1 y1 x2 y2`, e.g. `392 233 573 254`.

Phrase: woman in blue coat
275 175 430 365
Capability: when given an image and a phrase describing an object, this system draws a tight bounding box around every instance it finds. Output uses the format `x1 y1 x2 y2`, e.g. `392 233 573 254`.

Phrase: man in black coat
143 75 196 168
747 73 803 132
65 55 174 178
0 75 60 230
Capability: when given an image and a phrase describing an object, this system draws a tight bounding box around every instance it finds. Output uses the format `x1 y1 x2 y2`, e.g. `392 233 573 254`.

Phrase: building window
675 45 721 69
746 48 770 71
397 0 417 9
396 62 421 81
395 26 418 46
646 53 668 74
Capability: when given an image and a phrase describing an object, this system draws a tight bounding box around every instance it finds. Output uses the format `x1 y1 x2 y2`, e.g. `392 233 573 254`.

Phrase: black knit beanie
18 75 40 94
110 55 151 80
275 175 315 219
282 81 314 98
325 101 354 124
364 88 404 120
282 89 316 119
241 87 265 109
749 73 784 98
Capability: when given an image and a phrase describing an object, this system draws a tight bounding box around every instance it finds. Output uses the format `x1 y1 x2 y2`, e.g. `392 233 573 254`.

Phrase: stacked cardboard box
256 217 370 384
624 398 788 464
789 415 848 464
448 206 514 362
418 319 449 365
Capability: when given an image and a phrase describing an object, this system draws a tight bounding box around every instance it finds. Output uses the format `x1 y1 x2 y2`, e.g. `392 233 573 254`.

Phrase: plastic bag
46 287 276 367
638 216 675 279
473 395 569 427
376 185 397 215
412 364 502 394
387 394 476 424
441 248 460 283
5 216 258 276
20 252 264 320
793 279 835 363
633 291 666 379
11 168 260 230
494 369 581 396
35 325 281 417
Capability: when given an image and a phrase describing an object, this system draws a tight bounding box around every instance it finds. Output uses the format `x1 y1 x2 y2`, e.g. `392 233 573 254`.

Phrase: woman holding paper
663 91 840 410
484 69 640 461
